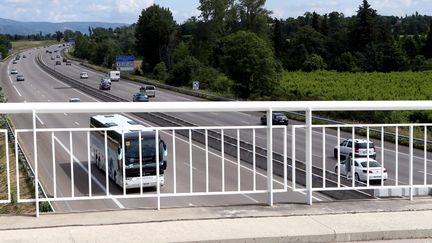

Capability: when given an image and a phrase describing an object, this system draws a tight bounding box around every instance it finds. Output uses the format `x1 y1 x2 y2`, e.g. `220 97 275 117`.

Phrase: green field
281 70 432 101
11 40 59 54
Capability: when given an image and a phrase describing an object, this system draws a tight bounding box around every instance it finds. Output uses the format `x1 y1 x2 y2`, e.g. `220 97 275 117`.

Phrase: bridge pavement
1 197 432 242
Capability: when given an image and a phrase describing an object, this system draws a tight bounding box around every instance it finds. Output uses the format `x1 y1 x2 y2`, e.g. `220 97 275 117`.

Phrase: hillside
0 18 127 35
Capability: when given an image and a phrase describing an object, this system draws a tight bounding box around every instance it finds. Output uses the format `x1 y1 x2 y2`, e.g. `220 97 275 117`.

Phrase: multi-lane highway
48 45 432 188
1 45 332 213
3 44 432 213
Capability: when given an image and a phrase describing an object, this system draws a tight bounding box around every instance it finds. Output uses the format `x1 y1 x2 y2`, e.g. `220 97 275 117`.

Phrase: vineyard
281 70 432 123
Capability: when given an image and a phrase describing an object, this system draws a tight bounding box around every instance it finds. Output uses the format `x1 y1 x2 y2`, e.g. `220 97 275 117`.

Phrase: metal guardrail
286 111 432 145
36 54 372 201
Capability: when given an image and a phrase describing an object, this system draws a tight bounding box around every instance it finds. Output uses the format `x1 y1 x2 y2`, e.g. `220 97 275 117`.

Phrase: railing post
409 125 414 201
306 108 313 205
32 110 39 217
266 109 273 206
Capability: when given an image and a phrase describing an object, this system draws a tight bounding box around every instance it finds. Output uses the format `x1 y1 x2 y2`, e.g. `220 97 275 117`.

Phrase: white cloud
116 0 154 14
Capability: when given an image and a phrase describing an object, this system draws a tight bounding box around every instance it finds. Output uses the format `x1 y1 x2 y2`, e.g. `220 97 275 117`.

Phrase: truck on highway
90 114 168 189
109 71 120 82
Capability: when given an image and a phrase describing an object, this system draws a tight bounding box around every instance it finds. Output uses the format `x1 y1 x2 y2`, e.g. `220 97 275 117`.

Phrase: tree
135 4 177 72
237 0 271 37
153 62 169 81
350 0 378 51
302 54 327 71
55 31 63 42
219 31 281 99
311 12 320 32
423 21 432 58
167 56 202 86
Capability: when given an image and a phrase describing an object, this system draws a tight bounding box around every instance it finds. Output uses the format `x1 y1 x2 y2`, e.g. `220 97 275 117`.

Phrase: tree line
71 0 432 100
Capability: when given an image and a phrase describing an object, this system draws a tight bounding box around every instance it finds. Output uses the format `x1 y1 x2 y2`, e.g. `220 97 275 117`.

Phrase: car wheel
334 149 338 159
355 173 361 182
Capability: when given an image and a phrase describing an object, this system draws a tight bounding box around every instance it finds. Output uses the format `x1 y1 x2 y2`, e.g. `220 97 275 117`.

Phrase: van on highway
109 71 120 82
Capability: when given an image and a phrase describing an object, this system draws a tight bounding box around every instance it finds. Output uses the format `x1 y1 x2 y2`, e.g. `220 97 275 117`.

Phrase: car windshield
356 142 375 149
275 115 286 119
360 161 381 167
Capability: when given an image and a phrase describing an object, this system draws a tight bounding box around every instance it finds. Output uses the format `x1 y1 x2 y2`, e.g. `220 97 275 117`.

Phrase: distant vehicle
15 55 20 60
16 74 25 81
51 56 55 60
260 112 289 125
143 85 156 98
69 98 81 102
46 50 50 53
66 60 72 66
10 69 18 74
109 71 120 81
133 92 149 102
90 114 168 189
55 61 61 65
12 60 17 64
56 55 60 58
101 77 111 84
99 80 111 90
22 55 26 58
63 58 67 62
80 72 88 79
54 50 58 53
334 157 387 182
334 139 376 159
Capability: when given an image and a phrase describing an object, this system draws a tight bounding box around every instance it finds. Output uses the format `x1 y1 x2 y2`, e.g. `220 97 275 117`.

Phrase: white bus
90 114 167 189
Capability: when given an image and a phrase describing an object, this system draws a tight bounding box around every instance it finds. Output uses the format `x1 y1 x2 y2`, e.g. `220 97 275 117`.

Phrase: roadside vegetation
0 135 36 214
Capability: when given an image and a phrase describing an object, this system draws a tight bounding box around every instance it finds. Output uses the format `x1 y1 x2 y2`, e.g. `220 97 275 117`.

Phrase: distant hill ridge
0 18 128 35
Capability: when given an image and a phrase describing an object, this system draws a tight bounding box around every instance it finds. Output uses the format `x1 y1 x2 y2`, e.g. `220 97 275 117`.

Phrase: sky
0 0 431 24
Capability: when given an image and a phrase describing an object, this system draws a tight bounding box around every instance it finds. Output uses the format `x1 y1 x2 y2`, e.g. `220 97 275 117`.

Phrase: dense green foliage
70 0 432 102
135 5 177 72
0 35 11 59
73 26 136 68
281 70 432 123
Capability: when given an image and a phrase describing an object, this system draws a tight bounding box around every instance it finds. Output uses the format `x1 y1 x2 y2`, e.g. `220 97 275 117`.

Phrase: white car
334 139 376 159
334 157 388 182
80 72 89 79
10 69 18 74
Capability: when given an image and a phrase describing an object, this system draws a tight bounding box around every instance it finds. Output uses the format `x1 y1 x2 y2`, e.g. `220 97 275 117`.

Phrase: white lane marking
8 75 12 84
256 135 266 140
240 113 253 117
13 85 22 97
53 136 125 209
418 171 432 176
240 121 250 125
243 194 259 203
74 121 80 126
183 162 198 171
35 114 45 125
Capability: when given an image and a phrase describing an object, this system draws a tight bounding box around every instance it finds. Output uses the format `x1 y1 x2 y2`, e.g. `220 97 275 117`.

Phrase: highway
3 44 432 213
0 46 329 213
51 45 432 188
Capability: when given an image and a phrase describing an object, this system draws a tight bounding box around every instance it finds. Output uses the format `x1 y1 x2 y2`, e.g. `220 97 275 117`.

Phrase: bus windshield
125 138 156 168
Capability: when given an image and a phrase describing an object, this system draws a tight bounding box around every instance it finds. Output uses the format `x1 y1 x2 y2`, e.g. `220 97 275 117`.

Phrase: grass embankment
11 40 60 54
0 133 35 214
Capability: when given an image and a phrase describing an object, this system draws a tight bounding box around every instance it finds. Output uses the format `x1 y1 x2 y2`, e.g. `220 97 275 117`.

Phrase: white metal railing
2 101 432 217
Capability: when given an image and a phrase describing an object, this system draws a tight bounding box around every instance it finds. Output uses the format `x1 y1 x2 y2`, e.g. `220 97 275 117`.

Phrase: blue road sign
116 55 135 71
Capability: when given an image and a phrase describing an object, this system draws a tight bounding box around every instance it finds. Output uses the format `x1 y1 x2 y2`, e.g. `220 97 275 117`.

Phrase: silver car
334 139 376 159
